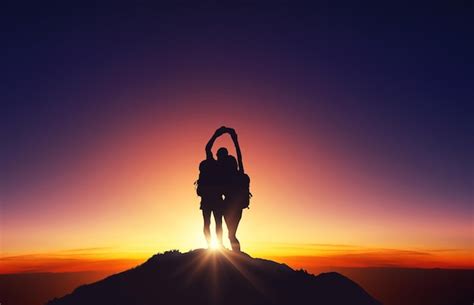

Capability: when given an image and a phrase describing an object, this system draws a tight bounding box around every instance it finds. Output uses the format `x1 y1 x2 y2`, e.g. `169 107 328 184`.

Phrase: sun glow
208 235 231 252
209 238 219 250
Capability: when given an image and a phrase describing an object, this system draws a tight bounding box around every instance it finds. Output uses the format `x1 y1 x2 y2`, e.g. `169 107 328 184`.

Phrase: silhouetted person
222 128 250 252
197 126 251 251
196 127 227 248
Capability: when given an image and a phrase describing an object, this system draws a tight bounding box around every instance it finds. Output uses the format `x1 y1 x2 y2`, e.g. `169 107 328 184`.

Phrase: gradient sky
1 2 473 273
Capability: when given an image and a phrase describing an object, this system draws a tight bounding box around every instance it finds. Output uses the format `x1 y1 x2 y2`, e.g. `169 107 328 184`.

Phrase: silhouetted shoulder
199 159 216 171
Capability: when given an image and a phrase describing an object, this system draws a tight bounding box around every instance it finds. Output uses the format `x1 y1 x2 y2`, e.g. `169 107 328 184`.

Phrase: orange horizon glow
1 242 473 274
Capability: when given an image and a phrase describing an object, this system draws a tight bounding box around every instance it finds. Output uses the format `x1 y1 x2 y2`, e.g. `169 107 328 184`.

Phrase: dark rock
47 249 382 305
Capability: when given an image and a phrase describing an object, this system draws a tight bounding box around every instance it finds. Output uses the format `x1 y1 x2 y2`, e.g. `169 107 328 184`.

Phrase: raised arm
229 128 244 173
205 127 226 160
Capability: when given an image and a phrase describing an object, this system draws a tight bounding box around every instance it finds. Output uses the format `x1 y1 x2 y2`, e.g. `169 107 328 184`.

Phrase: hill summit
47 249 381 305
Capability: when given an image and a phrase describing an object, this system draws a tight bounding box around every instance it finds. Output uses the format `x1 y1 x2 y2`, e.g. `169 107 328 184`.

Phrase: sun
210 239 219 250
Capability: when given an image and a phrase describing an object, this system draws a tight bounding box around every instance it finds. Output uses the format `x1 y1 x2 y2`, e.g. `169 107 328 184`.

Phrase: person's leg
225 209 242 252
202 209 211 248
213 210 224 247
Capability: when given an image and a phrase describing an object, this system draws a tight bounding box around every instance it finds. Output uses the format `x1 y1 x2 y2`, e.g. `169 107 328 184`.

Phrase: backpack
195 159 252 209
233 172 252 209
195 159 218 197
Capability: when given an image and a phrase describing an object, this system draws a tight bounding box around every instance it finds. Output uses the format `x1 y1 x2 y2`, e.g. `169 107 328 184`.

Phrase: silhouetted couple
196 127 251 252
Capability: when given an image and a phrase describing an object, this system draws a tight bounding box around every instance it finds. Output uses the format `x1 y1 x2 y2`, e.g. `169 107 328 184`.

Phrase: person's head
216 147 228 161
221 155 238 173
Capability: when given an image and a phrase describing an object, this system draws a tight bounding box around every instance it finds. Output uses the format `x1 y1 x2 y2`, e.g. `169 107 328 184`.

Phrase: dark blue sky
2 2 473 206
